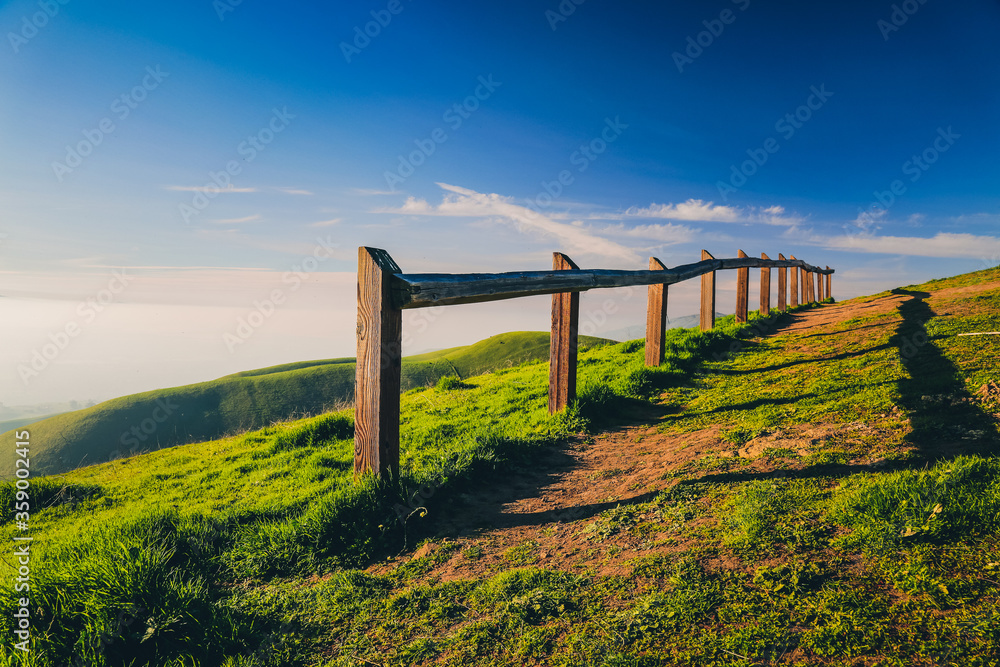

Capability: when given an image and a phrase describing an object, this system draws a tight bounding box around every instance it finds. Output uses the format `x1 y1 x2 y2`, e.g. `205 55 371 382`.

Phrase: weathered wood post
700 250 716 331
826 267 832 301
735 249 749 323
645 257 668 367
355 247 402 478
817 270 824 302
799 265 808 305
549 253 580 414
804 271 814 305
760 253 771 316
789 255 799 308
777 253 787 311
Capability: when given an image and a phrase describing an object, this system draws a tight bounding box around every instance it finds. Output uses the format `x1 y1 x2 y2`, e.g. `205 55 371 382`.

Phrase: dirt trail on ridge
372 293 929 580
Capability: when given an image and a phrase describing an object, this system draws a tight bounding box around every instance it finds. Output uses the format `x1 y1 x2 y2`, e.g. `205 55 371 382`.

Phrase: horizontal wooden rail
356 246 836 478
392 257 835 310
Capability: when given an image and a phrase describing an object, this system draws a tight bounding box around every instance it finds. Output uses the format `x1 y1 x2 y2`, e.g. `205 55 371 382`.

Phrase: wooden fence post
789 255 799 308
760 253 771 316
804 271 813 305
355 247 403 478
800 265 808 305
645 257 668 367
700 250 716 331
549 253 580 414
735 249 749 323
826 267 832 301
777 253 787 311
817 271 824 302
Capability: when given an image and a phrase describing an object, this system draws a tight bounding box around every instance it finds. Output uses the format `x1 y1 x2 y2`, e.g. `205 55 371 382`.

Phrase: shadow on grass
891 289 999 461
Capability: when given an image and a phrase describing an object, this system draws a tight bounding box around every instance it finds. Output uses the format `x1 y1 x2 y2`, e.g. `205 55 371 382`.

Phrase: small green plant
436 374 466 391
502 540 540 565
752 559 824 598
719 427 763 446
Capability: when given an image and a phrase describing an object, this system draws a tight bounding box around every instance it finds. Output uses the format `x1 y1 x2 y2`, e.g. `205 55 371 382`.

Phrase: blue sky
2 0 999 407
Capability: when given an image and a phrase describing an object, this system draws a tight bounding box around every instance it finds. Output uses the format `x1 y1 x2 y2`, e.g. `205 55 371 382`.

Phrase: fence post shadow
890 288 999 461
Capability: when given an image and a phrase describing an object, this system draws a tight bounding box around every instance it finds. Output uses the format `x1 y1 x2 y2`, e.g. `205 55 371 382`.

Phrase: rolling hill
0 331 612 479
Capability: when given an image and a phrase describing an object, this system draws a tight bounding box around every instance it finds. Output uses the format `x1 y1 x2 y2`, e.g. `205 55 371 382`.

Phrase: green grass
3 266 1000 665
0 332 612 479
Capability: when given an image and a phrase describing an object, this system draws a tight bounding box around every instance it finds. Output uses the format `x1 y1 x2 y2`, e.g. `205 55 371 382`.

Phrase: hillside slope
3 267 999 666
0 331 611 478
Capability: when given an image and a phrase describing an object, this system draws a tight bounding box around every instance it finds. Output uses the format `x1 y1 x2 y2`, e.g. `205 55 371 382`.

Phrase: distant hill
0 332 612 478
600 312 721 341
0 413 63 434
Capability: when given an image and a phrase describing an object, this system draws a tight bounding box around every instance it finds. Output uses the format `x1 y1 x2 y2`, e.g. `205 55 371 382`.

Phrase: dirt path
371 294 928 580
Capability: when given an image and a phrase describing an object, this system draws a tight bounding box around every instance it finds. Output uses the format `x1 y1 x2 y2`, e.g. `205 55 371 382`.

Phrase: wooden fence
355 247 835 477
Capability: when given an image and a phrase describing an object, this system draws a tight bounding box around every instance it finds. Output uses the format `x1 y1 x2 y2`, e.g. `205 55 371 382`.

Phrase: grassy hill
0 332 612 479
2 267 1000 666
0 413 62 434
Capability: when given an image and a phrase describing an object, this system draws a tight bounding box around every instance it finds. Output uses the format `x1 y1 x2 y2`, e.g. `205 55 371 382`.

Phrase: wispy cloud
802 231 1000 259
277 187 313 195
164 185 256 193
308 218 342 228
211 214 260 224
948 212 1000 226
600 222 696 245
353 187 398 196
624 199 803 226
384 183 640 262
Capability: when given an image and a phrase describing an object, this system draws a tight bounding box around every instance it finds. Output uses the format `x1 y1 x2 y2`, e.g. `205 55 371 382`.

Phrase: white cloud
278 188 313 195
804 231 1000 259
211 214 260 224
624 199 802 226
601 222 696 245
308 218 342 228
626 199 742 223
384 182 640 263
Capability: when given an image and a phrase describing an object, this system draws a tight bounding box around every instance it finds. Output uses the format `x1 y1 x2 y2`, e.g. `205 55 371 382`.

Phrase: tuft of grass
828 455 1000 552
435 374 466 391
